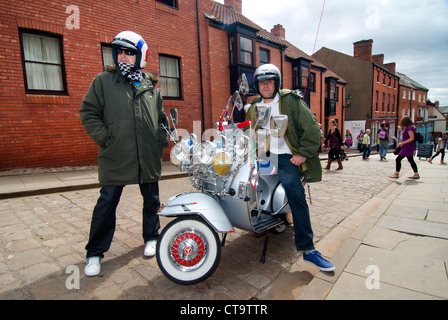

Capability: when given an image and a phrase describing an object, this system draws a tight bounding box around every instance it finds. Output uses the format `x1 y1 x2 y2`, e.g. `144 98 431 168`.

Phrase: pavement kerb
0 171 188 200
296 167 415 300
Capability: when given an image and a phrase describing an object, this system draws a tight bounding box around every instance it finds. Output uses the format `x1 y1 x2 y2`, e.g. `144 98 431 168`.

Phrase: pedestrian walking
362 129 371 160
378 123 391 160
428 132 447 164
344 129 353 153
79 31 169 277
357 130 364 152
323 119 344 170
389 117 419 179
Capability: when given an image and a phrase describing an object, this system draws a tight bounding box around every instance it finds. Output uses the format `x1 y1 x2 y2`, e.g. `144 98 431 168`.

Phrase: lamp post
345 93 352 108
342 93 352 135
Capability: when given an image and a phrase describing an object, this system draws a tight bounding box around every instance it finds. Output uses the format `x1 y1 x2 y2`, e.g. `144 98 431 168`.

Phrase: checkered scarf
118 62 143 82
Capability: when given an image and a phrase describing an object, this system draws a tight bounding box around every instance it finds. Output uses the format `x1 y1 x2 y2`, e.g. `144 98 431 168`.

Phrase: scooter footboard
158 192 234 233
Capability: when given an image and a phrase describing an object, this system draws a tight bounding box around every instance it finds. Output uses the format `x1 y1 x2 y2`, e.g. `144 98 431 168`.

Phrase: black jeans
395 155 418 173
85 183 161 258
430 148 445 162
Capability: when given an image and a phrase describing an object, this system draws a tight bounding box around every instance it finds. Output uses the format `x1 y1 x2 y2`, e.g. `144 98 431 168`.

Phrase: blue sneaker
303 250 335 272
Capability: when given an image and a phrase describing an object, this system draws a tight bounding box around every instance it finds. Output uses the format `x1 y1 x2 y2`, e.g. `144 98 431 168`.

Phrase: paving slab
377 215 448 239
343 244 448 299
326 272 443 300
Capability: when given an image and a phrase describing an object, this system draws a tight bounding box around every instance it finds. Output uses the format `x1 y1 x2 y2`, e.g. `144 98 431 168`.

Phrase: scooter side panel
271 183 290 214
158 192 234 233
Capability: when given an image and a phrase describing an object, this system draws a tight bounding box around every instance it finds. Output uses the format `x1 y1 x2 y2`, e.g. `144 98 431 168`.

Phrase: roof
396 72 428 92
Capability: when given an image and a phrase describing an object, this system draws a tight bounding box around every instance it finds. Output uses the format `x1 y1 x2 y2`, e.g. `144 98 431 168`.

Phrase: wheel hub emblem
169 230 207 271
184 245 193 255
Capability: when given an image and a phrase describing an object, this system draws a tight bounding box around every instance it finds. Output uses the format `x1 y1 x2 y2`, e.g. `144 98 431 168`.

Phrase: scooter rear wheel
156 216 221 285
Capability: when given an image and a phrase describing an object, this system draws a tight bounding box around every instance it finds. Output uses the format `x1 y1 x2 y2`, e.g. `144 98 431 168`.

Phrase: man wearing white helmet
246 64 335 272
80 31 168 276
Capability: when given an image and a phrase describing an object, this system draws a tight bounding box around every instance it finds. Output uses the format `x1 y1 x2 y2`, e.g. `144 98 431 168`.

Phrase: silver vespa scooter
157 75 308 285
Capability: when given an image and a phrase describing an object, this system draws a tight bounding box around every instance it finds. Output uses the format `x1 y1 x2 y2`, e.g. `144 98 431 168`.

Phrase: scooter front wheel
156 216 221 285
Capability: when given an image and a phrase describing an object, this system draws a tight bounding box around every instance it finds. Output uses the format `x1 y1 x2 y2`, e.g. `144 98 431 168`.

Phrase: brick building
315 39 401 142
0 0 347 171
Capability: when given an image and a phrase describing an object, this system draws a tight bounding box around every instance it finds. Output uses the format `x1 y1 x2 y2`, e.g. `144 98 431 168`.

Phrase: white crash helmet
254 64 282 94
111 31 148 69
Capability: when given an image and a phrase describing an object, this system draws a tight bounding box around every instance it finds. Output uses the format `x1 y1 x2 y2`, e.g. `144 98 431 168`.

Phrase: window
159 55 181 99
402 89 406 99
239 36 253 65
392 95 395 113
259 48 270 65
376 70 380 83
101 45 114 69
375 91 379 112
229 36 234 65
327 82 336 100
20 30 66 94
308 72 315 92
302 67 308 89
228 34 255 67
156 0 177 9
382 93 385 112
387 94 390 112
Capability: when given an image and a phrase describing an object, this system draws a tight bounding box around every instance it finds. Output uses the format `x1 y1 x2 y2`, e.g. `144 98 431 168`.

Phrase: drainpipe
280 47 284 89
196 0 206 133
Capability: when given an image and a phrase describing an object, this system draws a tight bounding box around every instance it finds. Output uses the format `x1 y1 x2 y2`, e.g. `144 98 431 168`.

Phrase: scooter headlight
235 135 249 160
213 152 232 175
194 141 216 165
182 133 198 150
170 140 189 166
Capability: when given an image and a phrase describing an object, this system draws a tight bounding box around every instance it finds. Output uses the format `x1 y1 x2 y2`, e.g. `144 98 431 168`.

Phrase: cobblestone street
0 154 421 299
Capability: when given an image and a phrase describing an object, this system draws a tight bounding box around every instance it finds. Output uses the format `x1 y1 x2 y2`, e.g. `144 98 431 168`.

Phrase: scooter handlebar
237 120 252 129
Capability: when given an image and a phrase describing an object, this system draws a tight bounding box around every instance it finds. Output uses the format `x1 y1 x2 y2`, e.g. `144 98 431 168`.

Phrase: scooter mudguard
158 192 235 233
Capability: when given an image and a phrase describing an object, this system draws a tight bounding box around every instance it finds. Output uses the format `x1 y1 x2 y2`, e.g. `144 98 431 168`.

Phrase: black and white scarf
118 62 143 82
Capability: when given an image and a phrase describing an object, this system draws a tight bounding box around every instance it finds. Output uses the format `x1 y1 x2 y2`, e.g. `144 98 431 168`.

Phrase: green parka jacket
79 68 168 185
246 89 322 183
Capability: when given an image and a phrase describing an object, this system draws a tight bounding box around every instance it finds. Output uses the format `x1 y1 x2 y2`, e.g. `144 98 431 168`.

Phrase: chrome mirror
238 74 249 95
270 115 288 138
254 103 271 127
170 108 178 125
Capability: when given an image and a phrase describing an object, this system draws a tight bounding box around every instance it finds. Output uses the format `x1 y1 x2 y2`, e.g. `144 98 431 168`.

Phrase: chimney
224 0 242 13
384 62 396 74
372 54 384 66
354 39 373 62
271 24 285 39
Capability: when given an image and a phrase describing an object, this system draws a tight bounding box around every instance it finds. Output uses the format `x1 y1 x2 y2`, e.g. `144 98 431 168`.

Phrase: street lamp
345 93 352 108
341 93 352 136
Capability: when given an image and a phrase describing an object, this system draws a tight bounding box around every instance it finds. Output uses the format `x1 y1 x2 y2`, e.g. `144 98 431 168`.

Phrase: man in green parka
246 64 334 272
79 31 168 276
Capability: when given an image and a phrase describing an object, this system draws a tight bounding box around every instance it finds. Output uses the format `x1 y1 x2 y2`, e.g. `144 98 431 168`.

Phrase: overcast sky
215 0 448 106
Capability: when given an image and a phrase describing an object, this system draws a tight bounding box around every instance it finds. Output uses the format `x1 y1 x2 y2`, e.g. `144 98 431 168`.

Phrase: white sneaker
144 240 157 257
84 257 101 277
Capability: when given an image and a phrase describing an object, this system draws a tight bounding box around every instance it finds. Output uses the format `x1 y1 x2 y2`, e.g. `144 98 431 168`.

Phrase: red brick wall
0 0 212 170
207 25 231 127
372 66 399 118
